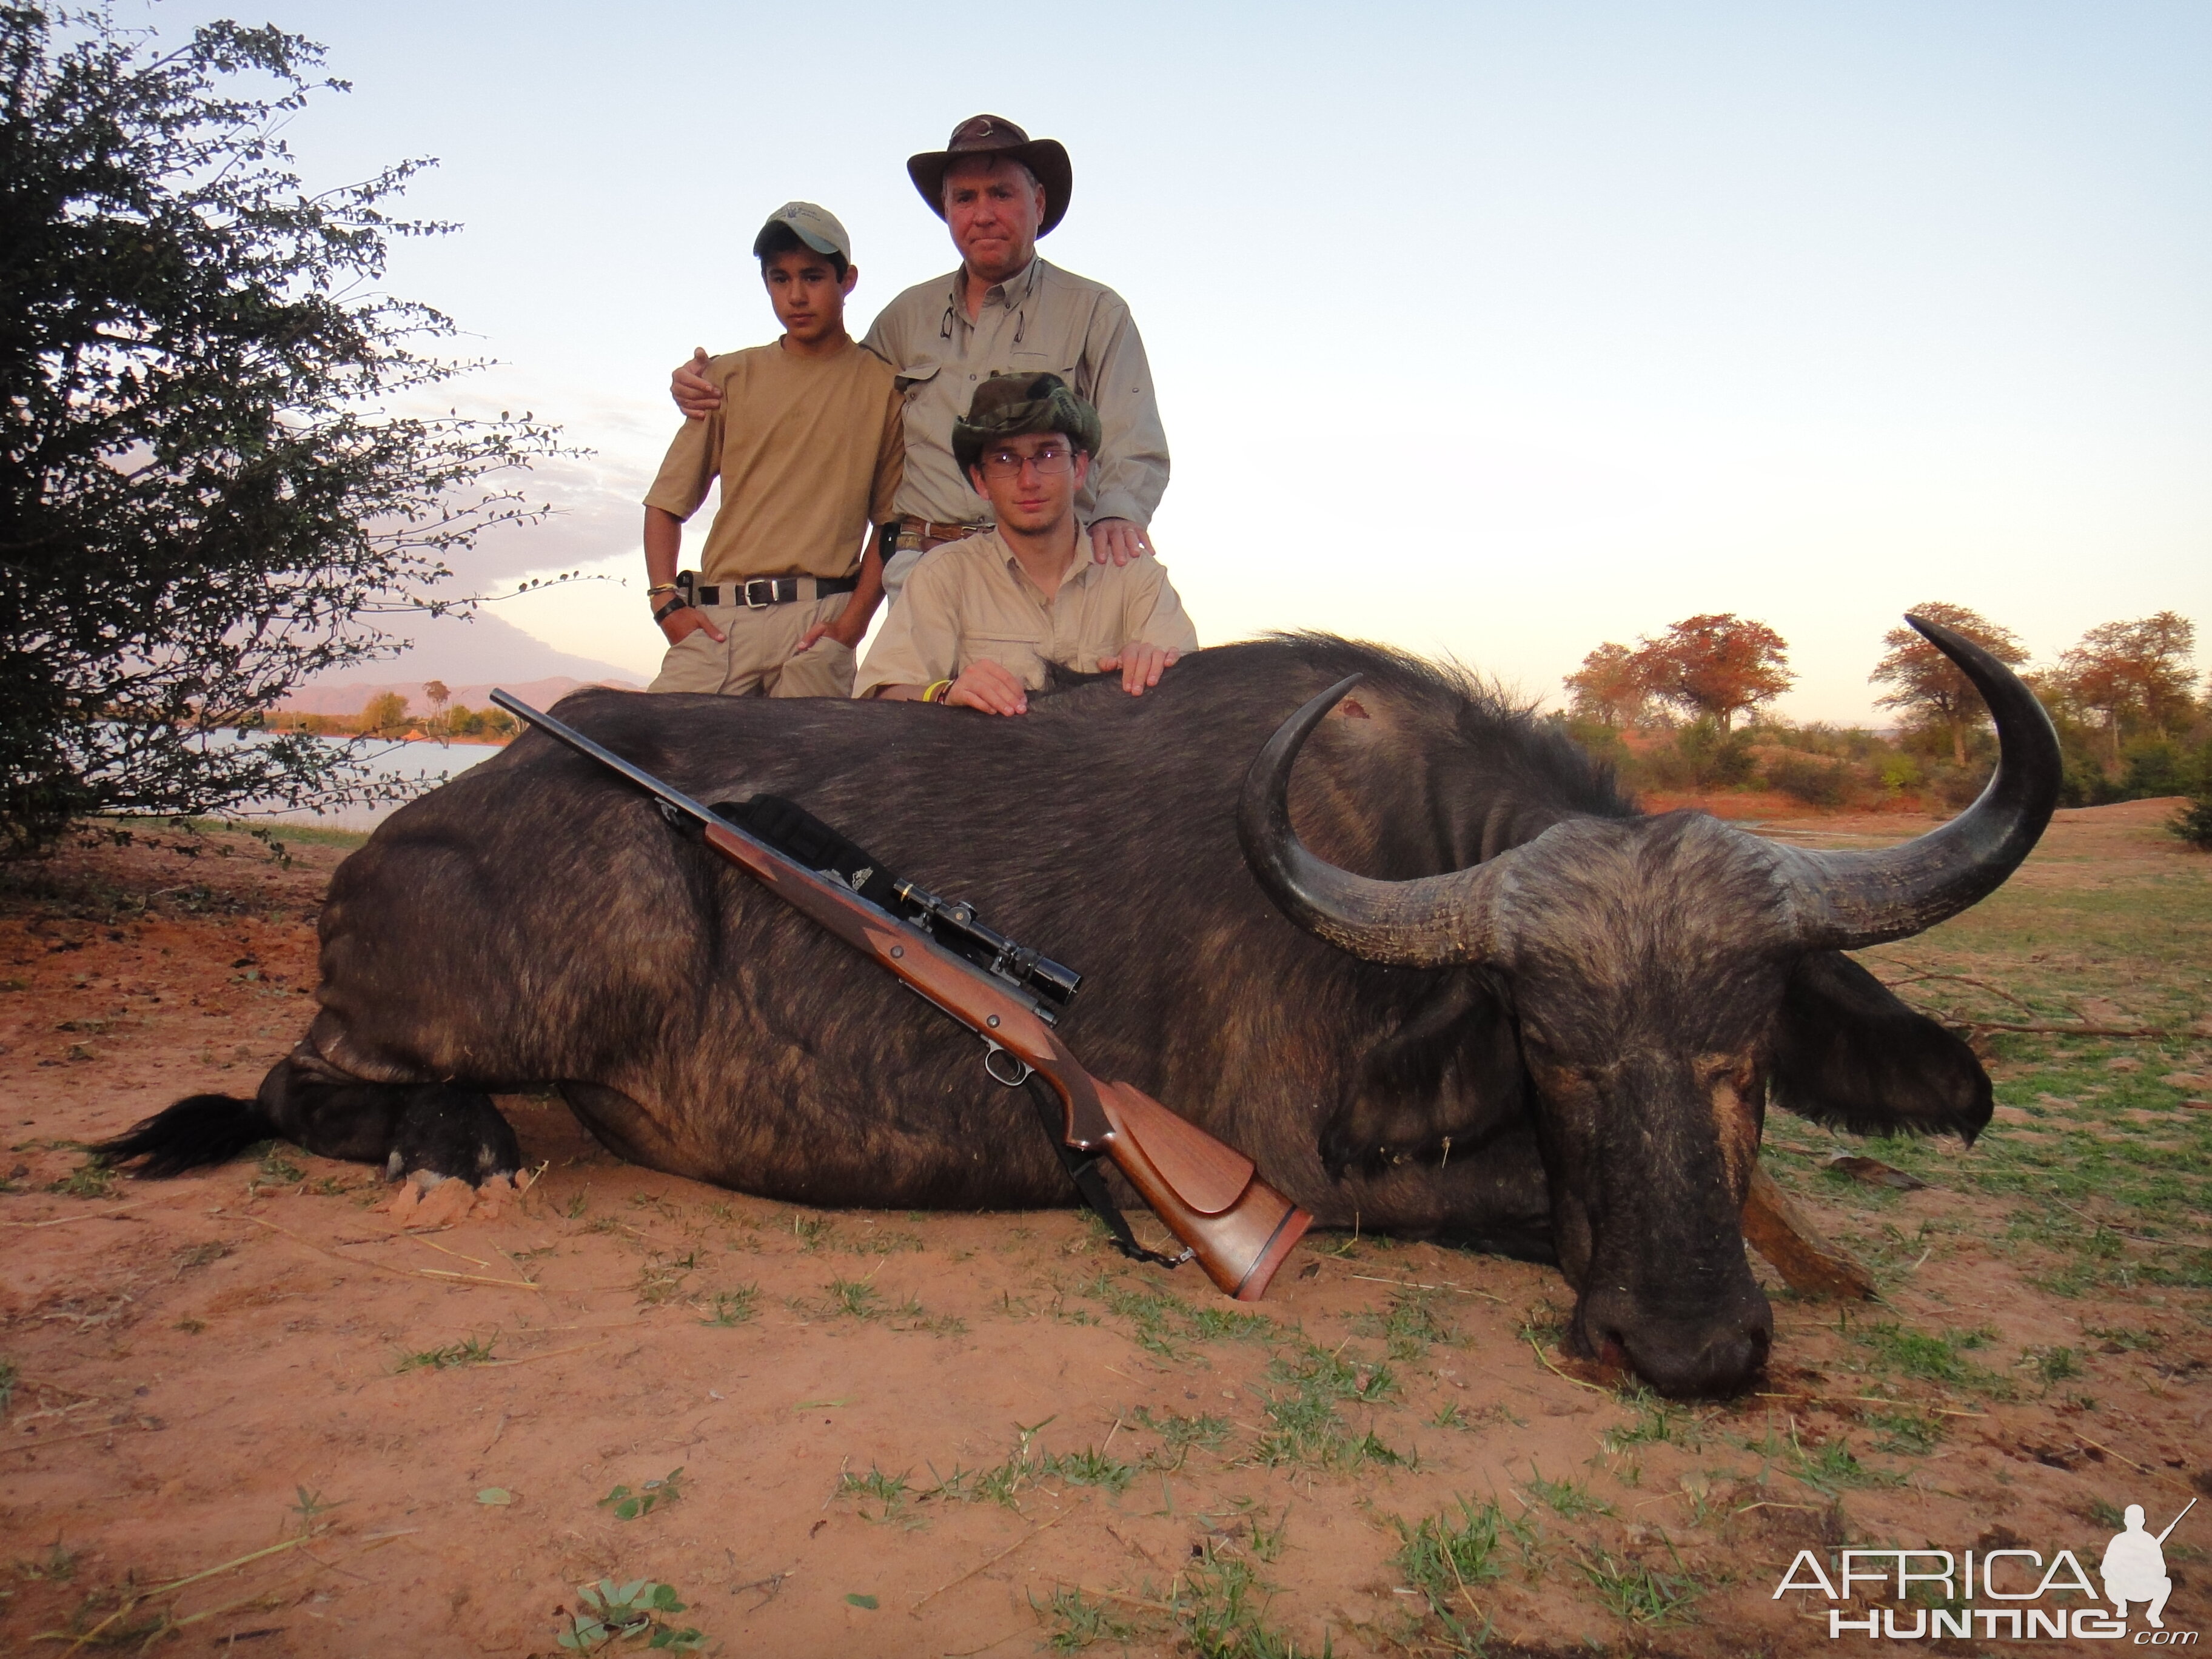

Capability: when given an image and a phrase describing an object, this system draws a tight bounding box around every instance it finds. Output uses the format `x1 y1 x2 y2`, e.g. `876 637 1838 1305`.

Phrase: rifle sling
1025 1076 1188 1271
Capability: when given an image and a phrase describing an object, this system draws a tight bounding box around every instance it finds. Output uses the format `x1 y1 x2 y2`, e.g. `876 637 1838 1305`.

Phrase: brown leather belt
897 515 990 545
689 574 857 608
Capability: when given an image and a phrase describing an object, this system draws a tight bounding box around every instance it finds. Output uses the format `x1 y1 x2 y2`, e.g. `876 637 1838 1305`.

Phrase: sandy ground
1 806 2207 1656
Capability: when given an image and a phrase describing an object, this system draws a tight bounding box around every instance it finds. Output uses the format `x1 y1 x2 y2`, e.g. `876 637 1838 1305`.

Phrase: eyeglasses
979 444 1073 480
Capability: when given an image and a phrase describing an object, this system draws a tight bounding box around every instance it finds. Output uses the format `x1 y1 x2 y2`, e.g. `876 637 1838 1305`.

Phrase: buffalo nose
1620 1318 1771 1400
1581 1299 1773 1399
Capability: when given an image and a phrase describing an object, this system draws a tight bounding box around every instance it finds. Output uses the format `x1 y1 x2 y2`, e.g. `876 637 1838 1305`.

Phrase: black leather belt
693 575 857 608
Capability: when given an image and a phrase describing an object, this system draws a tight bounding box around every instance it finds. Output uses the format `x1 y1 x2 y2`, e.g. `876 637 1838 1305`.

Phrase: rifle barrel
2156 1496 2197 1546
489 689 723 831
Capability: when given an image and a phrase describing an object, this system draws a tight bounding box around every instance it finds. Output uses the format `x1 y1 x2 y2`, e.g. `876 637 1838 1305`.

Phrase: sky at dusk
139 0 2212 720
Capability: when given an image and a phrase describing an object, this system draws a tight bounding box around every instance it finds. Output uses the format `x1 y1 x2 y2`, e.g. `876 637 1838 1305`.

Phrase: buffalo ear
1770 951 1992 1143
1324 971 1529 1176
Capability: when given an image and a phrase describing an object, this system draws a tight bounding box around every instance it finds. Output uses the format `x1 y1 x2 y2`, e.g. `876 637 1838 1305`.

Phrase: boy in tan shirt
643 202 903 696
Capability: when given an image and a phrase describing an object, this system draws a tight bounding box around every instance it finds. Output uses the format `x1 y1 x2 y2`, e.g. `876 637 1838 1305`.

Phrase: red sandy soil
1 809 2207 1656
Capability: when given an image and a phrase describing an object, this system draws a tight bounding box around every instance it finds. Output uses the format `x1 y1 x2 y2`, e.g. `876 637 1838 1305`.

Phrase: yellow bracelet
921 679 953 705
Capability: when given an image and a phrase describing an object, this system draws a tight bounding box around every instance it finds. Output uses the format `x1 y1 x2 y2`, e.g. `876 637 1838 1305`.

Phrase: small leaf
844 1592 879 1609
476 1487 514 1505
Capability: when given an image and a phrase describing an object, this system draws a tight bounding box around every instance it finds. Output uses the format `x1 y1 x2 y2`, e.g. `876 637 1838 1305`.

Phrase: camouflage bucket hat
951 372 1103 475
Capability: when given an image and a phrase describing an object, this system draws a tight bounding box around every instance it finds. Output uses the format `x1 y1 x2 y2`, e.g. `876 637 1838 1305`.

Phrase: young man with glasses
642 203 903 697
855 374 1194 712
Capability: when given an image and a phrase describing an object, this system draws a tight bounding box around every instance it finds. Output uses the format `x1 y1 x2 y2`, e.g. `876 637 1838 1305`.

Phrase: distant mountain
280 608 646 714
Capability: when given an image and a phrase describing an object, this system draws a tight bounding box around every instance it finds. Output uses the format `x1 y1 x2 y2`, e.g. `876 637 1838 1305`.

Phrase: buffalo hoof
378 1085 522 1187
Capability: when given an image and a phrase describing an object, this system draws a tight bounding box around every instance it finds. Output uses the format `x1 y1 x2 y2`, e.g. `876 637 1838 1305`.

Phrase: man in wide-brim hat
671 115 1169 604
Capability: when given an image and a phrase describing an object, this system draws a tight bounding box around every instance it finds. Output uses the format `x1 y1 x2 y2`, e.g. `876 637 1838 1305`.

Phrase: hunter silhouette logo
2104 1500 2194 1631
1772 1496 2198 1641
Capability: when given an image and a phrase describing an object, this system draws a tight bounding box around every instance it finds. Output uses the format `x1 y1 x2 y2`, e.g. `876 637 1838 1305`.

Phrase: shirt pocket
1007 354 1083 394
960 632 1048 688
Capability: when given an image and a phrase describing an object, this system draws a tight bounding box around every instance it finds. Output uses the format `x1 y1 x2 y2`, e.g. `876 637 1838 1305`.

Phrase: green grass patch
1574 1543 1701 1626
45 1156 115 1199
835 1464 910 1521
1074 1270 1278 1359
1392 1495 1504 1654
1854 1319 2013 1396
1520 1462 1612 1520
396 1333 497 1372
1035 1586 1140 1652
1350 1290 1456 1361
697 1286 759 1327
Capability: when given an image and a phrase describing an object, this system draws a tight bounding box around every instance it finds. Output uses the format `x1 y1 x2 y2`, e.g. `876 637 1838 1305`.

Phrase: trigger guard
983 1045 1031 1088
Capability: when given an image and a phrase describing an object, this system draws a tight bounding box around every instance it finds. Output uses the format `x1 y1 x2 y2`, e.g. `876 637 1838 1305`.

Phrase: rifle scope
893 879 1082 1010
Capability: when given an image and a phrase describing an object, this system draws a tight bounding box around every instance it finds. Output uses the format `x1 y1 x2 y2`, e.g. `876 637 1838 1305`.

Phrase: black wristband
653 596 689 623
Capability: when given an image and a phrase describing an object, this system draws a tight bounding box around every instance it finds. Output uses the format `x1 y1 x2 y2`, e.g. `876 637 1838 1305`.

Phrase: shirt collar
996 534 1091 596
947 256 1044 321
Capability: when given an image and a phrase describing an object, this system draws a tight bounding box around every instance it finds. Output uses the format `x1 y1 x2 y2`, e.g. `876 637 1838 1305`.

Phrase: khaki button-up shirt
861 258 1169 530
854 529 1199 698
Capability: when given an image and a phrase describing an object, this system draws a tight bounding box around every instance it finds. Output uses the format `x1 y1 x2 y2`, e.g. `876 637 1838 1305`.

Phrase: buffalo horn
1236 675 1508 967
1777 614 2062 949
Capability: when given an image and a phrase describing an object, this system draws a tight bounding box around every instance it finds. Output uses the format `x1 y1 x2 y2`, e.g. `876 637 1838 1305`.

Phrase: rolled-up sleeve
1080 298 1169 528
854 554 960 697
1125 558 1199 655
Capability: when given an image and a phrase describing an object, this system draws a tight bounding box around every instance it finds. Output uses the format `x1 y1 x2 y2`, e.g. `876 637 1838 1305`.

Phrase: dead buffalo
99 618 2057 1397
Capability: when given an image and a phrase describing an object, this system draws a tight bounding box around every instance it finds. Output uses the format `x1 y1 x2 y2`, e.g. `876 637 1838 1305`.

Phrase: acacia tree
2056 612 2199 766
1563 642 1647 729
1868 602 2028 766
1 6 561 855
1632 613 1794 732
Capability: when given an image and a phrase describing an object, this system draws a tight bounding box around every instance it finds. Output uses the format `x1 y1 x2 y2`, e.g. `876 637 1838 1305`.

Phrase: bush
2172 741 2212 850
2122 737 2188 798
0 7 561 856
1765 751 1852 807
1664 719 1757 789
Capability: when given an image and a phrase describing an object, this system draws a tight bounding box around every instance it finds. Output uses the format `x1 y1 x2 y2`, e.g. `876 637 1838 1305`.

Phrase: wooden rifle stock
703 825 1312 1301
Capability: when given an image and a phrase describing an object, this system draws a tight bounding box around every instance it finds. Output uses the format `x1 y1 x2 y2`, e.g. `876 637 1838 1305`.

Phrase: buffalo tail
95 1093 280 1178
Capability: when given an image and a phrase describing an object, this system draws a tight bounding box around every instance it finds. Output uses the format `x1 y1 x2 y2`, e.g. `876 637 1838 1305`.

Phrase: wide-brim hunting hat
951 372 1103 474
752 201 852 263
907 115 1072 235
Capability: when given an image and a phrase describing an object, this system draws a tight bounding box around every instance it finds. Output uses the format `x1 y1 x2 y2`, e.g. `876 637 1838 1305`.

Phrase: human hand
1087 518 1153 566
794 613 865 655
945 659 1029 716
671 347 720 420
659 604 725 645
1096 642 1179 696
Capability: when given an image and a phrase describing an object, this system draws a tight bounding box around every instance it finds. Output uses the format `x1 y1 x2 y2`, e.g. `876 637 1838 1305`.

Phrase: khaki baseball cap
752 201 852 261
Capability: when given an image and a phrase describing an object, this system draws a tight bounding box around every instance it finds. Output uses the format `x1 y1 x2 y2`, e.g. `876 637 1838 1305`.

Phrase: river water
248 737 501 833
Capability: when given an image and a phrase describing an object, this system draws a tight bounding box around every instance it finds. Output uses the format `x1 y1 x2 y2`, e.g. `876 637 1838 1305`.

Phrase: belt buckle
743 577 776 609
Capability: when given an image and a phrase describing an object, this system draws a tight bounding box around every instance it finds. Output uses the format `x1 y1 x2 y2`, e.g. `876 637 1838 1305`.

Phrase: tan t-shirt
854 529 1199 697
643 338 903 583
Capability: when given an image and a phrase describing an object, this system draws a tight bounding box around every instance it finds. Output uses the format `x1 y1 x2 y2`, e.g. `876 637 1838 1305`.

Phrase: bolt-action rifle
491 691 1312 1301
